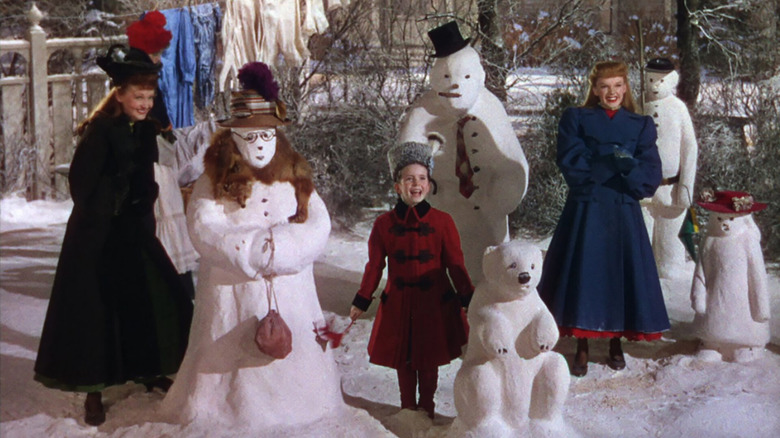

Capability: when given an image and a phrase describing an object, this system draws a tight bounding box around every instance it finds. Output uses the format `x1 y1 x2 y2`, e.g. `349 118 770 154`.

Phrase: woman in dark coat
539 61 669 377
350 141 474 419
33 45 193 426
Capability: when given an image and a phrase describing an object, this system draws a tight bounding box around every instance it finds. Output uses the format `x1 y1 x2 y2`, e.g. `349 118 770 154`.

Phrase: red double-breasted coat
352 200 474 370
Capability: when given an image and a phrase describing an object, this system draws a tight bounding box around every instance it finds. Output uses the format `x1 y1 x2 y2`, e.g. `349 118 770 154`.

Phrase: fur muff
203 128 314 223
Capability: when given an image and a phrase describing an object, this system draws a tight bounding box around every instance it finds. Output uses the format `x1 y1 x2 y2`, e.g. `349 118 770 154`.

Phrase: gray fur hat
387 141 434 180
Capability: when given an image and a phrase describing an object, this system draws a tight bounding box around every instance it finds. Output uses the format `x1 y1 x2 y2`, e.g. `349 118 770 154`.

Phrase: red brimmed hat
697 190 767 214
126 11 172 55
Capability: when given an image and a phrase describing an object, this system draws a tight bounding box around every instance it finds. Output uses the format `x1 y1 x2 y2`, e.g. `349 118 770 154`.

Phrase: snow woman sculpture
691 190 770 363
398 21 529 283
161 63 346 430
642 58 698 278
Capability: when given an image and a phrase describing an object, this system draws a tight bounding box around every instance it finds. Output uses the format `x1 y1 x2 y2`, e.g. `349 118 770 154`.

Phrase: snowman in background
691 190 770 363
642 58 698 279
398 21 528 283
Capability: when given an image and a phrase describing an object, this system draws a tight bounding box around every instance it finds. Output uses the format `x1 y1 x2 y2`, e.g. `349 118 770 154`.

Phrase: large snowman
398 21 528 283
161 63 355 431
642 58 698 279
691 190 770 363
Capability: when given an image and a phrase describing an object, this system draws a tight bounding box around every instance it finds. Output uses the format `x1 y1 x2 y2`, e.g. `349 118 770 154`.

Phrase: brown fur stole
203 128 314 223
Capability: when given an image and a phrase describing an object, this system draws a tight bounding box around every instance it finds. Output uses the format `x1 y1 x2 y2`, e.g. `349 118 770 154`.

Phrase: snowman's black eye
444 74 450 79
465 74 470 79
508 262 517 270
531 264 535 270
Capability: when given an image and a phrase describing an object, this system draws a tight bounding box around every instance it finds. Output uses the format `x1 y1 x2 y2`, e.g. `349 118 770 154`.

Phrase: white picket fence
0 5 126 199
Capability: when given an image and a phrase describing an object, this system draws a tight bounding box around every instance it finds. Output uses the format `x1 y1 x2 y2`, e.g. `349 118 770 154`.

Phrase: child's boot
397 365 417 410
417 368 438 419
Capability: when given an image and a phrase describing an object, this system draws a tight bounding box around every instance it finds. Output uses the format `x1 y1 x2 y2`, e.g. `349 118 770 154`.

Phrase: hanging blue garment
190 3 222 109
160 8 196 128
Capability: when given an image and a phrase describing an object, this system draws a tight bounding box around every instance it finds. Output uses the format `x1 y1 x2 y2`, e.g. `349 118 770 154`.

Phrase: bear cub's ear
483 245 498 257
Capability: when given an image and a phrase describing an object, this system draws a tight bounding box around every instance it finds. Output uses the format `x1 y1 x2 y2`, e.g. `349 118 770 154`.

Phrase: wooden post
636 18 645 112
27 4 51 200
51 76 73 198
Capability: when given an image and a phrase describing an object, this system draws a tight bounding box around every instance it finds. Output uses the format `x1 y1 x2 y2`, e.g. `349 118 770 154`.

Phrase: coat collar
581 105 645 121
394 199 431 221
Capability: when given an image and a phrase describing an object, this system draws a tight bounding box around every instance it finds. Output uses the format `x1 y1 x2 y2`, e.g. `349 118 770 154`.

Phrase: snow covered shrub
694 78 780 262
509 88 576 239
288 105 399 229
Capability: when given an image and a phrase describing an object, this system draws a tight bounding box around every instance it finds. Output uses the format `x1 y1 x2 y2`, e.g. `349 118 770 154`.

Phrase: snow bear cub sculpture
449 240 570 438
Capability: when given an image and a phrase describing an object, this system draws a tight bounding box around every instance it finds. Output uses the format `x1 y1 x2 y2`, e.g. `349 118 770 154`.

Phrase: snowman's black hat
645 57 675 73
428 21 471 58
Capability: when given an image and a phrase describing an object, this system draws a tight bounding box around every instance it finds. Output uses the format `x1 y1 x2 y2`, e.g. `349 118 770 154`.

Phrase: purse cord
262 228 279 314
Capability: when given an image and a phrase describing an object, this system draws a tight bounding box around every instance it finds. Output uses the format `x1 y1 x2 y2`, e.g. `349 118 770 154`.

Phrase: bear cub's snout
518 272 531 284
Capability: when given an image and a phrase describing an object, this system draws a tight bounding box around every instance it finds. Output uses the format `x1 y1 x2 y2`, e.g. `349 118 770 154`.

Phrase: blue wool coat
538 106 670 336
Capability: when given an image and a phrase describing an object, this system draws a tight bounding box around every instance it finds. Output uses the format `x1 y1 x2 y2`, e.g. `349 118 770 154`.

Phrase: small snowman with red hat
691 190 770 362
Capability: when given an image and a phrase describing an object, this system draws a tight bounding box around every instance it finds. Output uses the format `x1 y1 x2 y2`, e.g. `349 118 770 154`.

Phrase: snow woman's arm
746 227 770 322
186 176 268 281
690 253 707 314
250 190 331 277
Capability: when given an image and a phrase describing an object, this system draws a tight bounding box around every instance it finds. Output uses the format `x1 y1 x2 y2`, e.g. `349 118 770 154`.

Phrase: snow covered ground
1 194 779 437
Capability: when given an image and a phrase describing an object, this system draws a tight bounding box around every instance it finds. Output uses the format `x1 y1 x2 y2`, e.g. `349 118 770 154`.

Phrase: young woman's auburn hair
77 72 159 135
581 61 638 113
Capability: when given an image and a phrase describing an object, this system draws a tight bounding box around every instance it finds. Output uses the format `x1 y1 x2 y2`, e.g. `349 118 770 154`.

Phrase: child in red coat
349 141 474 419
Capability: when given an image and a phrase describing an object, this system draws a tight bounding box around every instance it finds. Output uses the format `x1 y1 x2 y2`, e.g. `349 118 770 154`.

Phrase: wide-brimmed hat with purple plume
219 62 291 128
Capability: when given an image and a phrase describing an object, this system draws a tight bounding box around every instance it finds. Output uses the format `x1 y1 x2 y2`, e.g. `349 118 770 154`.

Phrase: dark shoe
570 338 589 377
84 392 105 426
144 376 173 393
607 337 626 370
417 368 438 419
418 405 435 419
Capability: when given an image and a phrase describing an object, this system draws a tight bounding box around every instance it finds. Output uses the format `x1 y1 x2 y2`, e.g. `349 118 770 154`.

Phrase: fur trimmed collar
394 199 431 220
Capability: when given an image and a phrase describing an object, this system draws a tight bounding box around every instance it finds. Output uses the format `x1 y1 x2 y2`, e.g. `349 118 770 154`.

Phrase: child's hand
349 306 363 321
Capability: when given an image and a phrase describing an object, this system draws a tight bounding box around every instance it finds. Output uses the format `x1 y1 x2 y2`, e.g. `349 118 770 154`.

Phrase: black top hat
96 44 161 86
428 21 471 58
645 57 675 73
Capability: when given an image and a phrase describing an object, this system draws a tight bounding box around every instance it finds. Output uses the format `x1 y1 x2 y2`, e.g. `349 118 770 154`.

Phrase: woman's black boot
607 337 626 370
84 391 105 426
571 338 589 377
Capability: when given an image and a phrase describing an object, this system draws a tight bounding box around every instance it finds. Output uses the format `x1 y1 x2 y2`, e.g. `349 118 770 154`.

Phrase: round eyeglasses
231 129 276 143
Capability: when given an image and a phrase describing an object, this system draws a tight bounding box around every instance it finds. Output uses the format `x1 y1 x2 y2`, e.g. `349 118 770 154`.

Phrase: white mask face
431 46 485 113
645 70 678 101
231 127 277 168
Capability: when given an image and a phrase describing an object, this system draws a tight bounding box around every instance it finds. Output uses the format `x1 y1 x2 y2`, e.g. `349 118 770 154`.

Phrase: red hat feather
126 11 172 55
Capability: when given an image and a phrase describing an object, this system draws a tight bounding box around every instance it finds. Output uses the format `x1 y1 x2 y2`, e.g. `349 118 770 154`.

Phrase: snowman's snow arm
745 229 770 322
186 177 331 281
251 192 331 277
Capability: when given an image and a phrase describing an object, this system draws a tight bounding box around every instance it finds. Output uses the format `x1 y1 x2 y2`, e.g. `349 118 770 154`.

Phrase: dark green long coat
34 113 193 392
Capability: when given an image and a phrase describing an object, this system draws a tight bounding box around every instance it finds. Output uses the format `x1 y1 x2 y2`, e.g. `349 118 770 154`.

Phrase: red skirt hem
559 327 664 342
